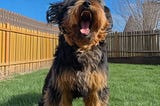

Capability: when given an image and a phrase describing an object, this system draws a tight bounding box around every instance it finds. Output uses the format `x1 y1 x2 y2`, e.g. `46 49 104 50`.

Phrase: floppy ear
46 2 63 24
104 6 113 31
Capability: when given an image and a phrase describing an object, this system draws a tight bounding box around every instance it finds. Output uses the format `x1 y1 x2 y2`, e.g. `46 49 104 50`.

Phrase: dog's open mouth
80 10 92 36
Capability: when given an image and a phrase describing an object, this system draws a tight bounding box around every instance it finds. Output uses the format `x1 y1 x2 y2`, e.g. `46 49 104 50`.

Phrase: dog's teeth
81 13 83 16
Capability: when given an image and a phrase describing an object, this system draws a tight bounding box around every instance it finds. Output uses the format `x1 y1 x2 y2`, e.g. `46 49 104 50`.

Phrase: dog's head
47 0 112 50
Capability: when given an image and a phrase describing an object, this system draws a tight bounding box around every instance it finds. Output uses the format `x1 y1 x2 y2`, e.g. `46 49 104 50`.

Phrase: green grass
0 64 160 106
109 64 160 106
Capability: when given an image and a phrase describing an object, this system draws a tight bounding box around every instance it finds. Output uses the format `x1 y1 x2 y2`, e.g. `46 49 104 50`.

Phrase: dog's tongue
80 21 90 35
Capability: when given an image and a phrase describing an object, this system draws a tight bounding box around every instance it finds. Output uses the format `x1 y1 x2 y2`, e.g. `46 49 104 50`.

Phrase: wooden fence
107 30 160 64
0 23 58 78
0 9 58 33
0 9 59 78
1 9 160 78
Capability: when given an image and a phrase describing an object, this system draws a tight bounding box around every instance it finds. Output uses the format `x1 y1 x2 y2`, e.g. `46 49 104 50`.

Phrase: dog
39 0 112 106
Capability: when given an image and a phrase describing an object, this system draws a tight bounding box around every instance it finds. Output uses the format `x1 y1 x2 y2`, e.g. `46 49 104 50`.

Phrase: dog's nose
83 1 91 8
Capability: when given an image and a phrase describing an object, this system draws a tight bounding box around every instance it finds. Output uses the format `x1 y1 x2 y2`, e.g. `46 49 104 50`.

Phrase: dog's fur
39 0 112 106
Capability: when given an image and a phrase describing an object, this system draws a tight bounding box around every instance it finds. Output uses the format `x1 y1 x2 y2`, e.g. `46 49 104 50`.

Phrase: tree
115 0 160 31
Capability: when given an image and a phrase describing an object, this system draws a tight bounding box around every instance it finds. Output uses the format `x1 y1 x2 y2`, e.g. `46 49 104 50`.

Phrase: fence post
115 32 119 57
5 23 10 75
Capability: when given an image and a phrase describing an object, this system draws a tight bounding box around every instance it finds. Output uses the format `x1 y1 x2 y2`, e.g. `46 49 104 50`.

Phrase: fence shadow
108 56 160 65
0 93 41 106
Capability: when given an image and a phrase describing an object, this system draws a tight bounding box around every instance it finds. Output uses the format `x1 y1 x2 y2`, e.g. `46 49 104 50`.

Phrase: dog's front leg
59 91 73 106
84 91 102 106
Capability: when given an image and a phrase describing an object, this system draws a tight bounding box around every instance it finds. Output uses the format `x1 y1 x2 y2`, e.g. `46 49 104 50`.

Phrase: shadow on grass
0 93 41 106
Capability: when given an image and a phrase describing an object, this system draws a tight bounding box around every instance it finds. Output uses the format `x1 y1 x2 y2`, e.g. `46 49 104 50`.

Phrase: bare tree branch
115 0 160 31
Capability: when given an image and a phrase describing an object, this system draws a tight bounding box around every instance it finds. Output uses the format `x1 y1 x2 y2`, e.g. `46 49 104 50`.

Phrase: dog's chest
56 43 107 96
57 69 107 96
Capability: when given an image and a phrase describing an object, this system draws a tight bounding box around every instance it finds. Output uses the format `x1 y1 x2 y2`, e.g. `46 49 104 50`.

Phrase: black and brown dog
39 0 112 106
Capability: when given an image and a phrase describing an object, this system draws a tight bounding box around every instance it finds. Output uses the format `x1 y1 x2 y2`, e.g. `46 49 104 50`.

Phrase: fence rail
0 9 59 78
107 30 160 58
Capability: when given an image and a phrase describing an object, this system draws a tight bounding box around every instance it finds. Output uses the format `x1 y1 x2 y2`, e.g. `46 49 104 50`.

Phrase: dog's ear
104 6 113 31
46 2 63 24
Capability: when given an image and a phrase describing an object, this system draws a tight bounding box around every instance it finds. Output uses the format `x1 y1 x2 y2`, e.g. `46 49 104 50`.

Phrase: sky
0 0 126 32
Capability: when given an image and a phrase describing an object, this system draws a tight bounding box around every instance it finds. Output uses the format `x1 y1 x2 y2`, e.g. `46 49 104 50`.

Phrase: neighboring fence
107 30 160 64
0 9 59 78
0 9 58 33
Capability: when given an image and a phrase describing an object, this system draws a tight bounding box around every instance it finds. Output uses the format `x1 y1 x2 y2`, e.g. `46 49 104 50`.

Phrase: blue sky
0 0 125 32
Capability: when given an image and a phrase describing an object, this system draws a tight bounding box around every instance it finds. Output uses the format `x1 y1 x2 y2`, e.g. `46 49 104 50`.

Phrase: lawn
0 64 160 106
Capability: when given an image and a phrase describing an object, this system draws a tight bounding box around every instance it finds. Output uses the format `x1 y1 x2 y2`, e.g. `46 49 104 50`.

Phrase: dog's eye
64 0 76 7
70 1 76 6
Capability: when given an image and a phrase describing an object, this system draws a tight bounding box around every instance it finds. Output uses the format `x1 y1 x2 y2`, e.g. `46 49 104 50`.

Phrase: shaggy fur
39 0 112 106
